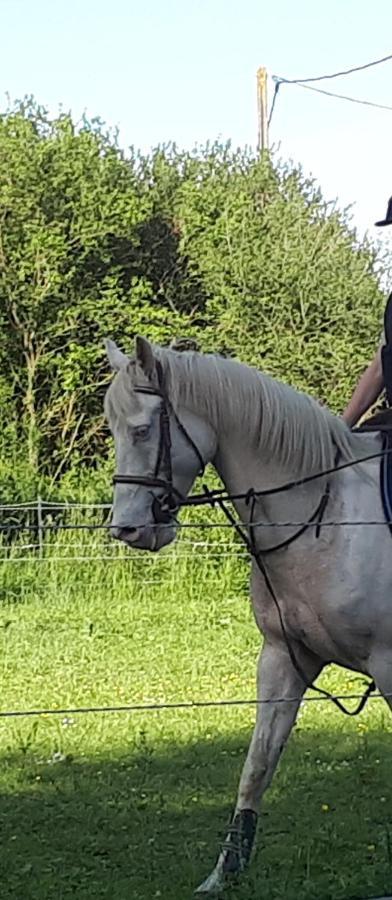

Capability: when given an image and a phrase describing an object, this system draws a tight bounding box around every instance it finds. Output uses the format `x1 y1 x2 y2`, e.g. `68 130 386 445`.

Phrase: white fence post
37 496 44 559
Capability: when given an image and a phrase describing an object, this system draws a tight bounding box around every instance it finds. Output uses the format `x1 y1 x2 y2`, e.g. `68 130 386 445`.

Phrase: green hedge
0 99 388 500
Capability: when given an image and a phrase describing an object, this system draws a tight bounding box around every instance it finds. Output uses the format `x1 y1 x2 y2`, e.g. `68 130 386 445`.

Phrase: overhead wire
268 80 280 127
278 80 392 113
269 50 392 126
274 51 392 85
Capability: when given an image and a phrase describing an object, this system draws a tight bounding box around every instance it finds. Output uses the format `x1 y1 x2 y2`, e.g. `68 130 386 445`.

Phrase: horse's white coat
104 337 392 894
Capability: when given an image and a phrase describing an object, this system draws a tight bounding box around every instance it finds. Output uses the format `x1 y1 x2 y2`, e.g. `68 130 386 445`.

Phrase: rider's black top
382 293 392 405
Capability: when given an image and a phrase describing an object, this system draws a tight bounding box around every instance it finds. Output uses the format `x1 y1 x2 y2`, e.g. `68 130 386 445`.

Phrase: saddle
356 407 392 432
356 407 392 533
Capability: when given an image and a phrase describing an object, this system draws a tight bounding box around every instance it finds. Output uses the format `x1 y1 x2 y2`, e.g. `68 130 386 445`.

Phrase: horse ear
135 336 155 378
104 339 129 372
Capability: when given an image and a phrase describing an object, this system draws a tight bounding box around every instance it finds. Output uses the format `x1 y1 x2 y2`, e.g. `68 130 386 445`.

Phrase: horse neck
167 351 371 546
213 434 328 551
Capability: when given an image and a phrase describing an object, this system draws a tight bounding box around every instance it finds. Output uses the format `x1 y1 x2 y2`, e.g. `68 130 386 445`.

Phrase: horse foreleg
369 651 392 712
194 640 322 895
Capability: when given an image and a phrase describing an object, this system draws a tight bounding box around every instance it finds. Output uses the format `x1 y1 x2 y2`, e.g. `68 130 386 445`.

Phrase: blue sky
1 0 392 241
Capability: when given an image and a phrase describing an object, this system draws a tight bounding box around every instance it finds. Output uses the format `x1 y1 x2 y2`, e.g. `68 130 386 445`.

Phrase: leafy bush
0 99 388 501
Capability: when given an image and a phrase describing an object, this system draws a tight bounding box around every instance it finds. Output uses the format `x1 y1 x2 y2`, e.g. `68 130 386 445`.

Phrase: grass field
0 523 391 900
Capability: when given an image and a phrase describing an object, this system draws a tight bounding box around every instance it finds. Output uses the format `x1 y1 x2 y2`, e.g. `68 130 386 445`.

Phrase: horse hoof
194 809 258 894
194 868 226 894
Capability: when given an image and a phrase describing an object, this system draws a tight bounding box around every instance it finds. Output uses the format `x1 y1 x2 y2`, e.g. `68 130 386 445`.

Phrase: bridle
112 361 379 716
113 360 205 523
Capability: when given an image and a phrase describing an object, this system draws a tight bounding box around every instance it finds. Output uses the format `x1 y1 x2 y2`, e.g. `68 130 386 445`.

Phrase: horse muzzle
111 521 176 552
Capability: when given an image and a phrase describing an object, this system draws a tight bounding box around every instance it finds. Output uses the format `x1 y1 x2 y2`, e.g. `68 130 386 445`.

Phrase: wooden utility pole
257 67 268 153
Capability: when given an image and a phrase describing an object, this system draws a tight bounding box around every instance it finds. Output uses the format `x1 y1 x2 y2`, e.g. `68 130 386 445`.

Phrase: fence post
37 495 44 559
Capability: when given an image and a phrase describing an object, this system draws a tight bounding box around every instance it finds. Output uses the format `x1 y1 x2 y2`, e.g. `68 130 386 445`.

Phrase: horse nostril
113 527 140 544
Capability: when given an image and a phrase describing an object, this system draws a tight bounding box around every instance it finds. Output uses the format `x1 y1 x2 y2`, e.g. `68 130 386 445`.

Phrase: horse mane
107 345 367 478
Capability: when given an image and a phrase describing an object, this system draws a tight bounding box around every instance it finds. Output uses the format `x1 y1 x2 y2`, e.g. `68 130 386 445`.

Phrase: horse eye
134 424 151 441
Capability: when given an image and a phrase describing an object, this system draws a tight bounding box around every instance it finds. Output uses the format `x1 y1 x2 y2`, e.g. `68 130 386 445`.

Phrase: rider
342 197 392 427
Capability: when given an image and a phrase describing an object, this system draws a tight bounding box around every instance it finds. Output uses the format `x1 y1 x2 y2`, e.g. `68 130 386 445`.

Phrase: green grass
0 527 391 900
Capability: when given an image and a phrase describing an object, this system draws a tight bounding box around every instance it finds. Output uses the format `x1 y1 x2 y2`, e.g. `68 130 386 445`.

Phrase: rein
113 371 382 716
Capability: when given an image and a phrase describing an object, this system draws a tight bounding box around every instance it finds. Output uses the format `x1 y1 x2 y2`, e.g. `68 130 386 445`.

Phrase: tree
0 100 387 500
0 102 195 489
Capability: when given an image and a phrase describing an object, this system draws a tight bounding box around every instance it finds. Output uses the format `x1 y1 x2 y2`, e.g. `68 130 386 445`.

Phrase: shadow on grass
0 726 392 900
